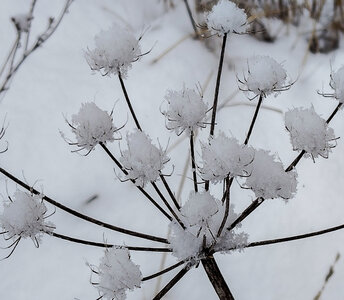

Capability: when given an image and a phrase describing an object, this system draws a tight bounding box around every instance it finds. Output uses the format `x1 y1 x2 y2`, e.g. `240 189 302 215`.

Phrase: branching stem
142 260 186 281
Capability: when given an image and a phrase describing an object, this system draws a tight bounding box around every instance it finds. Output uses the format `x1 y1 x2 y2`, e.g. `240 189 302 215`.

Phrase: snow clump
206 0 247 35
0 190 55 243
244 149 297 200
93 247 142 300
330 66 344 103
120 130 169 187
11 14 31 32
285 106 336 159
200 132 254 183
85 24 141 77
163 88 208 135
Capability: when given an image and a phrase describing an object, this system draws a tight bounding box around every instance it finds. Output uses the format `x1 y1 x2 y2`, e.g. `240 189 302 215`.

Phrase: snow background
1 0 344 299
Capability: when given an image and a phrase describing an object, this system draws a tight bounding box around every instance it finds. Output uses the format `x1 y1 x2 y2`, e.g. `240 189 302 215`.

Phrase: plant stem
182 0 199 38
244 94 263 145
326 102 342 124
190 130 198 193
0 167 169 244
142 260 186 281
217 177 233 237
118 72 141 131
48 231 172 252
160 175 181 210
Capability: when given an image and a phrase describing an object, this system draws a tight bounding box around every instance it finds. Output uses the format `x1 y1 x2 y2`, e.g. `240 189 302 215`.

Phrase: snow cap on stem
206 0 247 35
330 66 344 103
285 106 336 159
120 130 169 187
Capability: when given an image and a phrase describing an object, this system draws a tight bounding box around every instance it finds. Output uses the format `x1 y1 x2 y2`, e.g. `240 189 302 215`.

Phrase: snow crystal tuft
244 149 297 200
241 55 288 97
85 24 141 78
285 106 336 159
0 191 55 242
200 132 254 183
330 66 344 103
206 0 247 35
120 130 169 187
162 88 208 135
94 247 142 300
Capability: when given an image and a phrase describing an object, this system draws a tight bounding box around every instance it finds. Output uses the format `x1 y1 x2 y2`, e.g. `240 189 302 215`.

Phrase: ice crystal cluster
200 132 254 183
120 130 169 187
206 0 247 35
94 247 142 300
67 102 116 153
243 55 287 97
0 191 55 242
285 106 336 159
330 66 344 103
163 88 208 135
169 191 248 262
85 24 141 77
244 150 297 200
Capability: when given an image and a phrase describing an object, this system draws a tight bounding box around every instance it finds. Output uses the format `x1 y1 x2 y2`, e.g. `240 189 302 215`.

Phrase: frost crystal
0 191 55 243
120 130 169 187
244 150 297 200
85 24 141 78
206 0 247 35
330 66 344 103
11 14 31 32
200 132 254 183
240 55 288 97
66 102 117 153
169 191 248 262
162 88 208 135
94 247 142 300
285 106 336 159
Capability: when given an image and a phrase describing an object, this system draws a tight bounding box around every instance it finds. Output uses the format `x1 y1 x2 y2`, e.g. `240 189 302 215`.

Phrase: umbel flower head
206 0 247 35
0 190 55 254
62 102 119 155
120 130 170 187
200 132 254 183
162 87 208 136
85 24 141 78
238 55 290 99
285 106 336 160
90 246 142 300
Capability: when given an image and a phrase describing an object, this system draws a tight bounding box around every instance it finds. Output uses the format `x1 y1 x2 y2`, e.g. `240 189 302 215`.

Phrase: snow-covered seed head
0 190 55 249
91 247 142 300
200 132 254 183
63 102 118 155
168 191 248 262
11 14 31 32
120 130 169 187
285 106 336 160
244 149 297 200
206 0 247 35
85 24 141 78
162 88 208 136
238 55 289 99
330 66 344 103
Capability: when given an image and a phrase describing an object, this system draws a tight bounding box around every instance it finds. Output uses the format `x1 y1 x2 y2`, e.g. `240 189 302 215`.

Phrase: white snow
330 65 344 103
285 106 336 159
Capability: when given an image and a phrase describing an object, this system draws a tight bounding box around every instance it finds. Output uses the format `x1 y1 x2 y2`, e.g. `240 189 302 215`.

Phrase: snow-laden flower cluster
85 24 141 77
206 0 247 35
92 247 142 300
169 191 248 262
64 102 117 154
11 14 31 32
0 191 55 244
239 55 288 98
285 106 336 159
162 88 208 135
244 150 297 200
200 132 254 183
120 130 169 187
330 66 344 103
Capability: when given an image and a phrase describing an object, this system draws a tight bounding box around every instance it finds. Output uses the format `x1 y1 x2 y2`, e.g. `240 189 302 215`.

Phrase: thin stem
153 265 190 299
49 231 172 252
0 167 169 244
23 0 38 52
182 0 199 37
326 102 342 124
118 72 141 131
190 130 198 193
142 260 186 281
244 94 263 145
0 33 20 78
100 143 173 222
217 177 233 237
160 175 180 210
